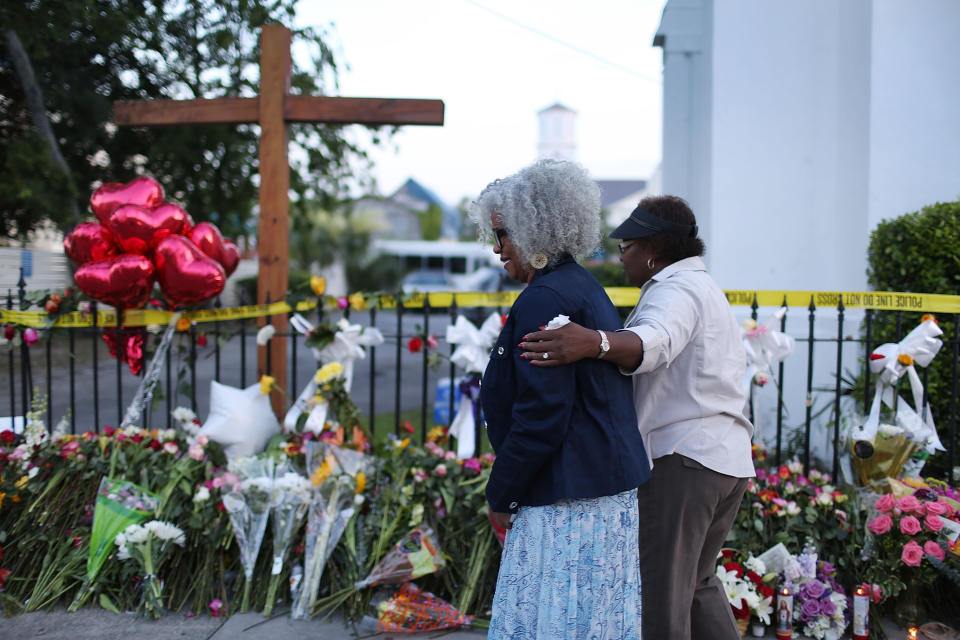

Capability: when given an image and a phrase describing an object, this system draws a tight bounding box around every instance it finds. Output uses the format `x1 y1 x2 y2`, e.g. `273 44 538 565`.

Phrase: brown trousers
637 454 748 640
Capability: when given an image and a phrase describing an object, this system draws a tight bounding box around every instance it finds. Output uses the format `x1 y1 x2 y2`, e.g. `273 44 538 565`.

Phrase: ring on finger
542 352 549 360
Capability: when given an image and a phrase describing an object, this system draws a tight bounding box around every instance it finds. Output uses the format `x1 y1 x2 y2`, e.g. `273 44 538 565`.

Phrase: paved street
0 308 506 436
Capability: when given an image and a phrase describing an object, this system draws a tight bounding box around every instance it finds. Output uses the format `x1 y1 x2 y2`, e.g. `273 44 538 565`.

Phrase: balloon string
120 312 182 430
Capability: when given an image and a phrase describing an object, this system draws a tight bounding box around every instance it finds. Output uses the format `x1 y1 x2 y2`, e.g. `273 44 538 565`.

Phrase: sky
295 0 667 206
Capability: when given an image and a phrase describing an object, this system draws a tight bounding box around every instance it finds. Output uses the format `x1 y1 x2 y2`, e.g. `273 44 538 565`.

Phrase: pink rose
413 470 428 483
197 434 209 446
434 463 447 478
336 297 349 310
941 501 957 518
444 450 456 461
924 540 946 561
898 495 922 514
901 540 924 567
925 501 948 517
925 515 944 532
899 515 922 536
867 513 893 535
162 441 179 455
874 494 896 512
23 328 39 346
188 444 205 461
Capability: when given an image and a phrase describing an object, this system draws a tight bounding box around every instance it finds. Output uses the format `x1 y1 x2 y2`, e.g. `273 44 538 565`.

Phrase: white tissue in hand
545 314 570 330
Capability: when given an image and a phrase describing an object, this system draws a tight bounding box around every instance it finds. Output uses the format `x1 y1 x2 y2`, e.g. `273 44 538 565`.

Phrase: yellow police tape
1 289 958 328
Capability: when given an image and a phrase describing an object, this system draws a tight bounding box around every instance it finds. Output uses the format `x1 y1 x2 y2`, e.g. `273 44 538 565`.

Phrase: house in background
358 178 461 242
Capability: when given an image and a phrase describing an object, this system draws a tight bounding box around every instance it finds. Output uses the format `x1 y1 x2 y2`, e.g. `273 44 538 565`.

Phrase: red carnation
0 430 15 443
196 334 208 347
407 336 423 353
723 561 744 578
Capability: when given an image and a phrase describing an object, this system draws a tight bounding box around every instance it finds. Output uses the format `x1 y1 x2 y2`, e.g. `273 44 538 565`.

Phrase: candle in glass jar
775 586 793 639
852 586 869 640
908 628 918 640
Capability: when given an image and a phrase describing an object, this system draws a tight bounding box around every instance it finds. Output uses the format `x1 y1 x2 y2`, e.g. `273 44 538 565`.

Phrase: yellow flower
427 426 446 443
15 475 29 490
354 471 366 495
311 455 335 486
399 437 411 450
898 354 914 366
310 275 326 297
348 292 367 311
176 316 192 332
259 375 275 395
314 362 344 384
0 492 5 511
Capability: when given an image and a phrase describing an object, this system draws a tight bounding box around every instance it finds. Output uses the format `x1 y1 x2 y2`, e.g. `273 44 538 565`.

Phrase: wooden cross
113 24 444 415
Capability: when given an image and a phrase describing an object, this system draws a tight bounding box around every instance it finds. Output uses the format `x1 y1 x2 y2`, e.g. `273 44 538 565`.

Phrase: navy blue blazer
481 258 651 513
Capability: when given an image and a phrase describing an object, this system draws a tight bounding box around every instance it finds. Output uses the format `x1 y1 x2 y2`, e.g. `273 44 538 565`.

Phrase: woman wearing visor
519 195 755 640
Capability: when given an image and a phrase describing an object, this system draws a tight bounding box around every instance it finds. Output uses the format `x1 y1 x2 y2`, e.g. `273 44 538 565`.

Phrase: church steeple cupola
536 102 577 162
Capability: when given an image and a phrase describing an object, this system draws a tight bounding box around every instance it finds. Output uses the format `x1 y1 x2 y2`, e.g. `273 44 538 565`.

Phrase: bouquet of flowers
861 485 960 623
373 582 474 632
715 549 774 630
222 456 275 612
70 477 160 610
113 520 186 618
355 526 446 589
263 460 312 616
290 441 371 619
781 544 848 640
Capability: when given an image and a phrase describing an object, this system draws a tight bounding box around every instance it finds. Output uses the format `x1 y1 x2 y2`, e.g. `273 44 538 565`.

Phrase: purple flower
819 561 835 576
820 597 836 617
802 579 826 599
800 598 821 621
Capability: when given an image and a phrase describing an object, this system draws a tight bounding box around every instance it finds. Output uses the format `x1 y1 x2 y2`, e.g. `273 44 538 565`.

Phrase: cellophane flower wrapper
87 477 160 583
222 456 275 610
355 526 446 589
263 460 311 615
374 581 473 632
290 441 371 619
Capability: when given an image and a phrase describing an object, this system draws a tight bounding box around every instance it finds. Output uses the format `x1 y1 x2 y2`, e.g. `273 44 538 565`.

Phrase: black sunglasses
493 228 509 250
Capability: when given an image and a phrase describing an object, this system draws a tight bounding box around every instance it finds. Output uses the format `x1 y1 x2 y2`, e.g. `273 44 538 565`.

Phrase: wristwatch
596 330 610 359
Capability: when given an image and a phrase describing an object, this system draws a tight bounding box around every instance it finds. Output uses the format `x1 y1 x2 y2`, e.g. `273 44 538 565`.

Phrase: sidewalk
0 609 486 640
0 608 910 640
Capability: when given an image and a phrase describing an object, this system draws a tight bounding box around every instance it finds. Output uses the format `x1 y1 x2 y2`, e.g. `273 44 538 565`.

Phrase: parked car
451 266 524 292
400 270 459 294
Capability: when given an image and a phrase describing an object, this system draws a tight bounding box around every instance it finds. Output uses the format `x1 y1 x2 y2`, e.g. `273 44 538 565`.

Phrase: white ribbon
445 312 502 374
444 312 503 459
741 308 795 446
855 317 944 452
284 314 383 432
448 395 477 459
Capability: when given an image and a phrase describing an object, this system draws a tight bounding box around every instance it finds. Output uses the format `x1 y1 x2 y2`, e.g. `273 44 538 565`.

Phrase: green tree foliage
0 0 378 241
866 199 960 478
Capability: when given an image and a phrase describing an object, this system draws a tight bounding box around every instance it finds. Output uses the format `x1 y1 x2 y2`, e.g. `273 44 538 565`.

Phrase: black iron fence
2 279 959 482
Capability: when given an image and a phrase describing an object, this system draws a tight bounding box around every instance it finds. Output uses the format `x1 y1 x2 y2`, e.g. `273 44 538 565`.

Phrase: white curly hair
469 159 601 268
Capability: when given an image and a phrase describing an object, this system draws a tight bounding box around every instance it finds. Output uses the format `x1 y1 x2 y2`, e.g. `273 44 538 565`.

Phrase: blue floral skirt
489 489 642 639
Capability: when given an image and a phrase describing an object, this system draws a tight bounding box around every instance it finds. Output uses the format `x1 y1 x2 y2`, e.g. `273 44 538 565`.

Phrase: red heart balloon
189 222 239 276
74 254 156 309
107 203 190 254
222 240 240 277
63 222 118 266
155 235 225 307
90 176 165 223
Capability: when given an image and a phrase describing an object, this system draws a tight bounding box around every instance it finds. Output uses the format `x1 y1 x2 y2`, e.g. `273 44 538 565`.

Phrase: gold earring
531 253 548 270
647 257 656 270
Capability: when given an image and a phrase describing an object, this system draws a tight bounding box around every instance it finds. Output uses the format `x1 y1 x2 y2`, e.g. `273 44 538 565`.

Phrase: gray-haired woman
470 159 650 639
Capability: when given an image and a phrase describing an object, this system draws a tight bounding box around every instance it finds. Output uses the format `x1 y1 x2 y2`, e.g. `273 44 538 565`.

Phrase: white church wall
868 1 960 229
